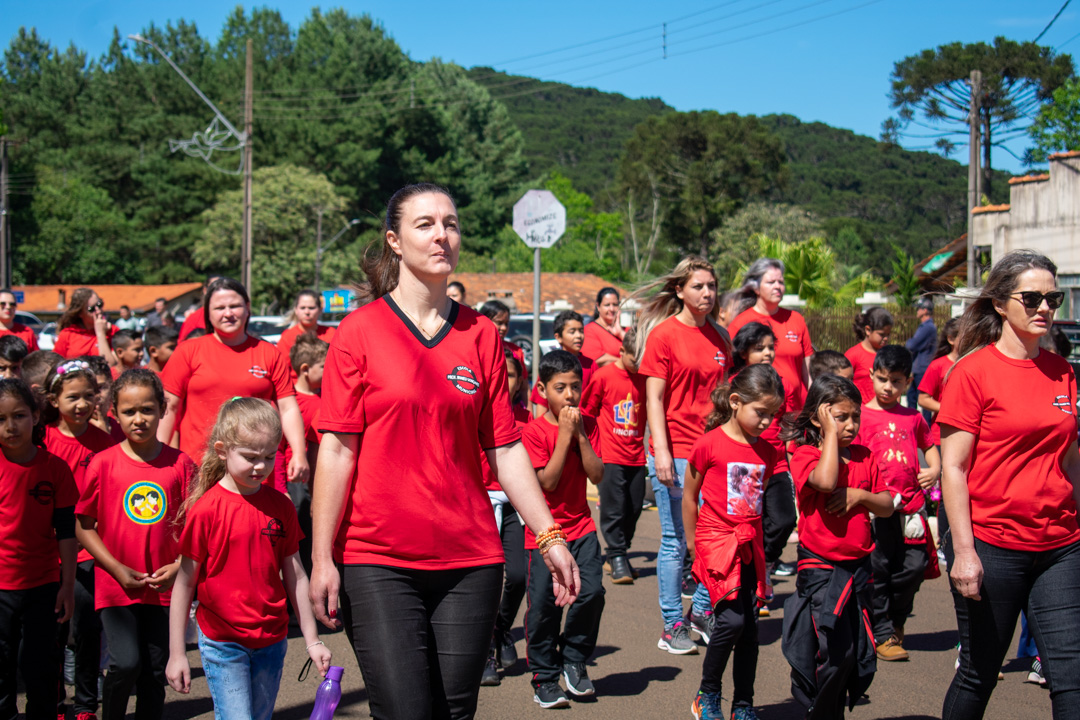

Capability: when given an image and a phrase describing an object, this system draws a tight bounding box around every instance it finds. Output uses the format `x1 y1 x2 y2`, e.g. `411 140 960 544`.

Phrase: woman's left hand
287 454 310 484
542 544 580 607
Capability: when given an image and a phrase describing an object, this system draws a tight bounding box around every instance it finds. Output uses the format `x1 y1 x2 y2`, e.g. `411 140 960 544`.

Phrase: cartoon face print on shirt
727 461 766 516
124 481 167 524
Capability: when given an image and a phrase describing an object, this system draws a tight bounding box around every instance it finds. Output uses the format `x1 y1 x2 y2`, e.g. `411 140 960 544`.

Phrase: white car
247 316 290 345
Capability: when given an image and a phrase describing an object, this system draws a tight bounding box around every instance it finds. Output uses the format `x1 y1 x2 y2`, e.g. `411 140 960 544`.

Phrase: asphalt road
42 501 1049 720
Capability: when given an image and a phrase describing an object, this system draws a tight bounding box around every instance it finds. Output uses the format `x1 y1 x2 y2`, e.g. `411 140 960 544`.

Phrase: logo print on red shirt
1053 395 1074 414
447 365 480 395
248 365 269 379
261 518 286 546
713 351 727 367
28 481 55 505
786 331 799 343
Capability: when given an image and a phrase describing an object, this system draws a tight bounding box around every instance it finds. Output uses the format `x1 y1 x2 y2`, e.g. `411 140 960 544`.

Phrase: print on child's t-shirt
873 422 911 467
612 392 639 437
728 462 766 516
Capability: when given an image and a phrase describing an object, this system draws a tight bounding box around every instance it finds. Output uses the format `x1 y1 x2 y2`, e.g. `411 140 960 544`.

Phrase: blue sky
5 1 1079 173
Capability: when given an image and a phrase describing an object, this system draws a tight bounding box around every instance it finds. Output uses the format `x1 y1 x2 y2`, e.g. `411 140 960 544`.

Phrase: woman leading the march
940 250 1080 720
308 184 578 719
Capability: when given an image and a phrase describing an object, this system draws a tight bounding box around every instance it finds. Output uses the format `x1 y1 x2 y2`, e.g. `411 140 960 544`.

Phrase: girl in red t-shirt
166 399 331 718
844 307 893 404
684 364 783 719
478 300 527 374
0 378 78 720
75 370 195 720
781 374 893 719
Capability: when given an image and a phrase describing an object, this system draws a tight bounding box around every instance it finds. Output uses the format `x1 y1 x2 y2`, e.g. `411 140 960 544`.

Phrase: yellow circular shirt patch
124 481 166 525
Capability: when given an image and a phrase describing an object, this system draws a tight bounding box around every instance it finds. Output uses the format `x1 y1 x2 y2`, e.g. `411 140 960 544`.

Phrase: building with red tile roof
15 283 203 320
447 273 628 314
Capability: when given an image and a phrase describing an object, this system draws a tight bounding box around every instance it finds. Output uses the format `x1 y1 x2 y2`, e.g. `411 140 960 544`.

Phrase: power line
1057 28 1080 49
1035 0 1073 43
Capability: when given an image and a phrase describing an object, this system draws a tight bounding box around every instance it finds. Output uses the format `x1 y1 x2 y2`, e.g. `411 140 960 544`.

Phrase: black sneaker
497 632 518 669
562 662 596 697
771 561 796 577
681 574 699 599
687 609 715 644
533 682 571 708
480 652 500 686
609 555 634 584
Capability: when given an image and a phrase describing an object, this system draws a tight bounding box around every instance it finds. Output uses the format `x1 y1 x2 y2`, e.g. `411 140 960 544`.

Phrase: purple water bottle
310 666 344 720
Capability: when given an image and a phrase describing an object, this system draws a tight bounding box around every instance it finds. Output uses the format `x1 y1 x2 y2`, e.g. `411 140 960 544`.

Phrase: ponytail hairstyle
110 368 165 414
360 183 456 302
630 256 718 363
175 397 282 530
731 321 776 372
42 360 99 425
704 364 785 433
782 374 861 448
933 317 961 360
286 289 323 330
852 306 894 341
737 258 785 309
202 277 251 333
58 288 97 331
955 250 1058 358
0 378 46 447
594 287 621 319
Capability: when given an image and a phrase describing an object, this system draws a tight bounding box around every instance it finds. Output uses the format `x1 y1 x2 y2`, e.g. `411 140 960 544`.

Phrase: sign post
512 190 566 383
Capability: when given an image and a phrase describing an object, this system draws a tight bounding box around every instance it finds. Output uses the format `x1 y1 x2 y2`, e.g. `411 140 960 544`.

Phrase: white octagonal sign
513 190 566 249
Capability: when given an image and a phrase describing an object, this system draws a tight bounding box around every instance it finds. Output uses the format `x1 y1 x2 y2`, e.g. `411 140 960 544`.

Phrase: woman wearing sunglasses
938 250 1080 719
54 287 117 360
0 289 38 351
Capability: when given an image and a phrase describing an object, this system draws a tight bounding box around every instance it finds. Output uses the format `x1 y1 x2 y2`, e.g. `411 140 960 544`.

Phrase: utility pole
966 70 982 289
314 209 324 293
242 38 254 293
0 137 8 289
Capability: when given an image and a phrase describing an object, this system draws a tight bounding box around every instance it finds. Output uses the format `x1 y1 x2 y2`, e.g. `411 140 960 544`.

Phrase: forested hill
471 67 1011 266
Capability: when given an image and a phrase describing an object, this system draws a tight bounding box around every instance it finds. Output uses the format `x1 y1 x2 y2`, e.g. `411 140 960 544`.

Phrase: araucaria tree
881 37 1074 198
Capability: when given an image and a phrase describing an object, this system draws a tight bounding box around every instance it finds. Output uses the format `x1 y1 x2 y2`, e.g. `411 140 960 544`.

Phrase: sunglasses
89 300 105 312
0 302 15 309
1011 291 1064 310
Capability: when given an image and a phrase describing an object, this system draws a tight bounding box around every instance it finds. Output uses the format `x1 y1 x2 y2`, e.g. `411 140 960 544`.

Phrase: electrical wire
1057 28 1080 49
1034 0 1073 43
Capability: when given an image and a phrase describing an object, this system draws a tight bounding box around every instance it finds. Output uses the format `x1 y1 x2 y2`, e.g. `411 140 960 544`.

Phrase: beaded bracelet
535 523 564 547
539 537 567 556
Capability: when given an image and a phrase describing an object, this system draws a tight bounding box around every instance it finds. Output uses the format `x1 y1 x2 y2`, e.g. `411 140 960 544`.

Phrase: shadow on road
903 629 958 652
756 697 804 719
591 665 681 696
276 688 369 720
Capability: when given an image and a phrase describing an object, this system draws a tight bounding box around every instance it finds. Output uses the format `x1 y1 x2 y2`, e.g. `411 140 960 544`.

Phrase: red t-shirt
319 297 519 569
45 424 117 563
918 355 955 445
178 312 206 341
729 308 812 410
689 428 777 522
856 404 932 511
521 414 602 549
937 345 1080 551
481 404 531 492
276 324 336 365
581 322 624 364
178 483 301 647
580 362 647 466
844 343 877 404
639 316 730 458
54 324 118 359
530 353 595 409
502 339 526 370
274 392 322 491
0 322 39 352
0 448 78 590
791 444 885 561
161 335 294 464
76 445 195 609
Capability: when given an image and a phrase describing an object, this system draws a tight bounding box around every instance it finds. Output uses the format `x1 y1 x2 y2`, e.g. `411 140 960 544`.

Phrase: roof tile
447 273 626 314
14 283 203 315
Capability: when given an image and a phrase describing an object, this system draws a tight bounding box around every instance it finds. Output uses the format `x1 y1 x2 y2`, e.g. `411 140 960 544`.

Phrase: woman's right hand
542 544 580 607
654 449 676 488
950 547 984 601
309 560 342 630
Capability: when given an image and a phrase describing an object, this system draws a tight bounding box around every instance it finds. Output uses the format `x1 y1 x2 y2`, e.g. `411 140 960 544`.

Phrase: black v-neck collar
383 295 458 349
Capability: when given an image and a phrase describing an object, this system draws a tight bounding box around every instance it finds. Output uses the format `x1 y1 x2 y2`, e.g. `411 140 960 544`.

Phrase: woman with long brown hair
308 183 578 719
582 287 625 367
939 250 1080 719
634 256 733 654
54 288 116 360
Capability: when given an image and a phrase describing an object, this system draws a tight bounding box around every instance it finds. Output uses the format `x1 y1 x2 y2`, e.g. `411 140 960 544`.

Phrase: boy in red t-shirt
580 328 646 585
522 350 605 708
856 345 939 662
144 326 179 375
110 331 144 377
284 335 326 570
531 311 595 416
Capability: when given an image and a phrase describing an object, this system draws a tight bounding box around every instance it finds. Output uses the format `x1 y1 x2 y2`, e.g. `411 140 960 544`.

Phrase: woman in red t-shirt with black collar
940 250 1080 719
54 287 117 361
308 183 578 719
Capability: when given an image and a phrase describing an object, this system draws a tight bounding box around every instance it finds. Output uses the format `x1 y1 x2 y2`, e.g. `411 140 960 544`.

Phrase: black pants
70 559 101 714
870 515 927 642
494 505 527 642
340 563 502 720
700 561 758 707
99 605 168 720
525 533 605 684
943 539 1080 720
762 472 797 564
0 583 60 720
598 464 646 558
286 481 313 575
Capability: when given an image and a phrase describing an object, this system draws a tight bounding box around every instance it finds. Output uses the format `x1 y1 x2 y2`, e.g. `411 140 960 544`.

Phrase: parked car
15 311 43 334
507 314 561 370
248 316 289 345
38 322 57 351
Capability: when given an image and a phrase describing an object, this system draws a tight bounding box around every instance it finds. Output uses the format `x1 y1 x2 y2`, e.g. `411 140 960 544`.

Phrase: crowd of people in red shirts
0 182 1077 720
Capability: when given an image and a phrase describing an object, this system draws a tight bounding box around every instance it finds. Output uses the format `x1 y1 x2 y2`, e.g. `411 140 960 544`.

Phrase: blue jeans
648 453 711 627
197 628 287 720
